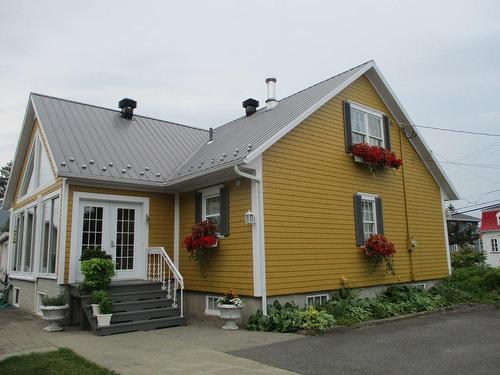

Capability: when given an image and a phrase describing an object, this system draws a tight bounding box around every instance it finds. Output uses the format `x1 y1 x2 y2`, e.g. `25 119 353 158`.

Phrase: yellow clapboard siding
64 185 174 283
263 74 448 296
179 179 254 296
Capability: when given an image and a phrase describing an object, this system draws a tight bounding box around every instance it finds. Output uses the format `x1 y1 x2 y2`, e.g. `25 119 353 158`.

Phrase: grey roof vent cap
118 98 137 119
242 98 259 116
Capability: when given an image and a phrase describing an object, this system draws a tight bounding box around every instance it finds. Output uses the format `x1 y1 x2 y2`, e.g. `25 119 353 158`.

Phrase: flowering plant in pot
217 289 244 330
40 293 69 332
352 143 402 174
361 234 396 275
183 220 219 271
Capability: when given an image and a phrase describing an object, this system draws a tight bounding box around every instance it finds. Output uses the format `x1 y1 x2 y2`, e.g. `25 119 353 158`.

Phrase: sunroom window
351 106 384 147
19 134 54 198
39 196 60 275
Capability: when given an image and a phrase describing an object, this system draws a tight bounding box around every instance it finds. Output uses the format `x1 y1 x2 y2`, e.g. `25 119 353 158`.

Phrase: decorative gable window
344 101 391 152
195 185 229 236
19 133 54 198
354 193 384 246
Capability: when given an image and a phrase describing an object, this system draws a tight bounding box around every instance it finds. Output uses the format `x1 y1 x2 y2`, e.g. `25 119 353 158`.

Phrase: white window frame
200 185 222 233
491 238 498 253
496 213 500 226
9 190 61 279
38 194 61 277
18 132 55 201
36 292 46 316
205 295 221 316
13 287 20 307
349 102 385 148
358 193 378 238
306 294 329 307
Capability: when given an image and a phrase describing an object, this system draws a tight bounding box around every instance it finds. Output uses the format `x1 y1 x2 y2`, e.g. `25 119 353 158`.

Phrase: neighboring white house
480 205 500 267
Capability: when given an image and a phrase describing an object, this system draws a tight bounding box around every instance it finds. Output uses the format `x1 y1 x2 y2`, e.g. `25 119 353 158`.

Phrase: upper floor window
195 185 230 236
344 101 391 152
354 193 384 246
204 192 221 229
19 133 54 198
491 238 498 252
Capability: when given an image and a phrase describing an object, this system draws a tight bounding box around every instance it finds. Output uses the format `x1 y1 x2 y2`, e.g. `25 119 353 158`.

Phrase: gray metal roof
449 213 481 222
32 94 208 185
170 61 372 182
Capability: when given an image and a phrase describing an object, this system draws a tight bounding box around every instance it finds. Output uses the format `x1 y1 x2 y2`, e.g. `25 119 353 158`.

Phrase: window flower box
352 143 402 174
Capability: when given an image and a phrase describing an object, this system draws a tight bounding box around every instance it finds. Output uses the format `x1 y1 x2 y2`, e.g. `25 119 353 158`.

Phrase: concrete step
95 316 187 336
110 307 181 323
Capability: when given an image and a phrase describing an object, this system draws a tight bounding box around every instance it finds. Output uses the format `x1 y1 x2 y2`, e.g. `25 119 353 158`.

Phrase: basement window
205 295 221 316
36 292 46 316
306 294 329 307
14 287 20 307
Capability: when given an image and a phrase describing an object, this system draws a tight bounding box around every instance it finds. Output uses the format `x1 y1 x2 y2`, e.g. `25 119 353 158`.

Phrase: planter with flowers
183 221 219 272
217 289 244 330
361 234 396 275
352 143 402 174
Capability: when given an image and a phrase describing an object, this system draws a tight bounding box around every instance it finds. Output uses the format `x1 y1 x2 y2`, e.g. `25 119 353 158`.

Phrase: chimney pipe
118 98 137 119
265 77 278 109
242 98 259 116
208 127 214 143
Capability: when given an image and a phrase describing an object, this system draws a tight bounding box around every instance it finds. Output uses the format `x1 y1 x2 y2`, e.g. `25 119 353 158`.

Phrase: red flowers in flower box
183 221 218 270
361 234 396 275
352 143 402 173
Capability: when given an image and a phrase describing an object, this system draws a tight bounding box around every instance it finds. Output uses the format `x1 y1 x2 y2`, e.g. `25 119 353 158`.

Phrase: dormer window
344 101 391 152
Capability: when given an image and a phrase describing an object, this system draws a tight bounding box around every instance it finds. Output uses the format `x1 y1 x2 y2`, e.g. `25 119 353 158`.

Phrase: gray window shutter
354 194 365 246
375 197 384 235
219 186 229 236
195 192 202 223
344 101 353 153
383 115 391 151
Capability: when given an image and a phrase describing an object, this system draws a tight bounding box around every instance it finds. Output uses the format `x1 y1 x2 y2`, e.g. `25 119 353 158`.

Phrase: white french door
76 200 144 281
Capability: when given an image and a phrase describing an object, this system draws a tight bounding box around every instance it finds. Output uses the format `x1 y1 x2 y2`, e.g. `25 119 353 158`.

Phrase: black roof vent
242 98 259 116
118 98 137 119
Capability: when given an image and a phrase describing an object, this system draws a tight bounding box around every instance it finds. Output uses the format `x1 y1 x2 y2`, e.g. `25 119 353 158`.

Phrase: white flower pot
91 304 100 316
218 304 243 330
96 313 112 327
40 304 69 332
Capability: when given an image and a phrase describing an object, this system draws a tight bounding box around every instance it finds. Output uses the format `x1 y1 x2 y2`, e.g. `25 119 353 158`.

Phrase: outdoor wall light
244 210 255 224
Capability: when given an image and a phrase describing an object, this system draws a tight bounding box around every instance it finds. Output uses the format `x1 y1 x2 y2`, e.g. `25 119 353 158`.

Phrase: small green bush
247 301 304 332
451 247 486 269
93 291 112 314
80 258 115 292
41 293 67 306
90 290 108 304
299 306 336 331
80 247 112 262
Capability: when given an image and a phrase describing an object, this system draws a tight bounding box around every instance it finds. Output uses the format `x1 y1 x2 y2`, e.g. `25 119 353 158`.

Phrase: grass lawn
0 348 118 375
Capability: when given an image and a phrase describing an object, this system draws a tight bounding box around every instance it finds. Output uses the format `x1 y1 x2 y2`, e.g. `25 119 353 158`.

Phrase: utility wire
404 124 500 137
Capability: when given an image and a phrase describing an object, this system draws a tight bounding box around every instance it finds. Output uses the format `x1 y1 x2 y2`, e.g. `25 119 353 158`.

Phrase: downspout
399 127 416 281
234 165 267 315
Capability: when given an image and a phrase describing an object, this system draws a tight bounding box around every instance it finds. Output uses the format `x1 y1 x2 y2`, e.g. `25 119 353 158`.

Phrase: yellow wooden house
2 60 458 333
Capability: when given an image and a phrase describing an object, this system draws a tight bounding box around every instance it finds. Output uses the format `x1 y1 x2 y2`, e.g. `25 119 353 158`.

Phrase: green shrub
80 247 112 261
97 292 113 314
299 306 336 332
41 293 67 306
451 247 486 269
247 301 304 332
90 290 109 305
80 258 115 293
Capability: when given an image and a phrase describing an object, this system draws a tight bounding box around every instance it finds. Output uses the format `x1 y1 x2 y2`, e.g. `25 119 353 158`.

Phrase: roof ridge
30 92 208 133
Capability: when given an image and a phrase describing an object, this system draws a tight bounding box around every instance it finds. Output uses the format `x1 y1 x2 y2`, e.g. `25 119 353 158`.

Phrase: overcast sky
1 1 499 215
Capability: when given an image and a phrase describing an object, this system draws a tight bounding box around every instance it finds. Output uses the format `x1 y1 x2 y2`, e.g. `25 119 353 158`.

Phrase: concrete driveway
230 308 500 375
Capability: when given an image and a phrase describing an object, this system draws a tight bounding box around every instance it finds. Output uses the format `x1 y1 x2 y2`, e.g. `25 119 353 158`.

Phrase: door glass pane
115 208 135 270
82 206 104 253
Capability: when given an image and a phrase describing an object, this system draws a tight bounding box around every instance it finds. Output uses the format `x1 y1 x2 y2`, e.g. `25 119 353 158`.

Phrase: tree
447 221 479 247
0 161 12 198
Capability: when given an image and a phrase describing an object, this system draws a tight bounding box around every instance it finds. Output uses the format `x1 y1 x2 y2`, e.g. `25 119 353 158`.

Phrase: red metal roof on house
480 210 500 232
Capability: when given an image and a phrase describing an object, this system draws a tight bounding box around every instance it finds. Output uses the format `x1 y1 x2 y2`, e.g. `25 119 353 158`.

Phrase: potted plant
40 293 69 332
361 234 396 275
89 290 108 316
93 291 113 327
183 220 219 271
217 289 244 330
80 256 115 293
352 143 402 174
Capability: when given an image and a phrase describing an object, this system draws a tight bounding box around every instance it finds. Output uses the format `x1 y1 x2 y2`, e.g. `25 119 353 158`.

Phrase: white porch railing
146 247 184 317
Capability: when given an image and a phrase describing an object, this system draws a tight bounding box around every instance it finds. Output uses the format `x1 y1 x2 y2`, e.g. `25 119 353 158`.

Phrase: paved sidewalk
0 309 299 374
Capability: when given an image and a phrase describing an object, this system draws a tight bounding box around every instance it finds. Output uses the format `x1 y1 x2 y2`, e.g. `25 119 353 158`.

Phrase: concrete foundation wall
9 277 66 314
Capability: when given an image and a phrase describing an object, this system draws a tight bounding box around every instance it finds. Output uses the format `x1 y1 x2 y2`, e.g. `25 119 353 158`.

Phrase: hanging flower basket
361 234 396 275
183 220 219 271
352 143 402 174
